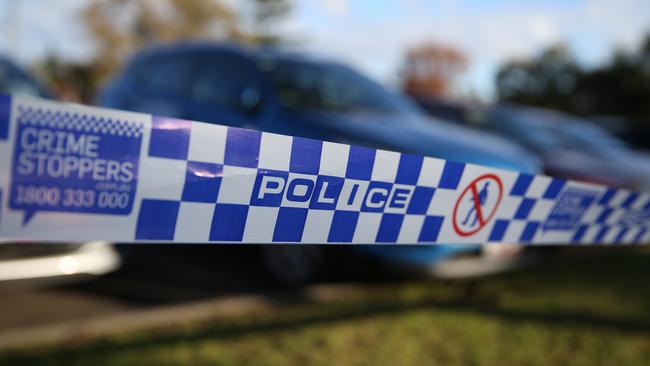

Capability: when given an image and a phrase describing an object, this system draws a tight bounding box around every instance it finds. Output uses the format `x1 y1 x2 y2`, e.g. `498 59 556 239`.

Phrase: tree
32 56 95 103
495 35 650 148
80 0 291 89
82 0 241 81
249 0 292 45
496 45 580 111
496 36 650 121
401 42 468 98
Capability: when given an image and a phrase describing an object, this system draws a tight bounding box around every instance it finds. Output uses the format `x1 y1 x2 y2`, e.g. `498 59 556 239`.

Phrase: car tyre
260 245 327 286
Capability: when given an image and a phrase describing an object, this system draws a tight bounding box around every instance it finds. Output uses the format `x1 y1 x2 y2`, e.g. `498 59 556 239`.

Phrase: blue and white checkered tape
0 94 648 244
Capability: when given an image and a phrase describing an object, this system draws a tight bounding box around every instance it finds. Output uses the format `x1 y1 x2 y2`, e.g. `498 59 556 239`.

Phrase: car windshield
548 122 629 157
263 58 419 116
504 110 630 158
494 111 562 151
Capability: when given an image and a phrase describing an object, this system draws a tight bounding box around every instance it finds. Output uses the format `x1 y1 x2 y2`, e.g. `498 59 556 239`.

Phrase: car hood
357 244 481 266
625 151 650 172
620 151 650 191
291 110 541 174
542 148 650 191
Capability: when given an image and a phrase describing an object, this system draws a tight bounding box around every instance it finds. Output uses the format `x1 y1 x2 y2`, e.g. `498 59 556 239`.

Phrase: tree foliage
81 0 291 84
496 35 650 127
401 42 467 98
250 0 292 45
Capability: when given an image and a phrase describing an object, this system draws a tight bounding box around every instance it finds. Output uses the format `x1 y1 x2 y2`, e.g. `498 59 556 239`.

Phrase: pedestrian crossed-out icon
453 174 503 237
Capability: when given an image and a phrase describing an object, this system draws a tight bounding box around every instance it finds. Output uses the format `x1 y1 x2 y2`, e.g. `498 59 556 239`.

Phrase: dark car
414 97 650 191
99 43 540 284
407 94 482 126
489 106 650 190
0 57 49 98
484 106 650 190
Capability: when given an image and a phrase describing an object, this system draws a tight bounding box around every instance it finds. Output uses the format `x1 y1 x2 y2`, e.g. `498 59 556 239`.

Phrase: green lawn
2 247 649 366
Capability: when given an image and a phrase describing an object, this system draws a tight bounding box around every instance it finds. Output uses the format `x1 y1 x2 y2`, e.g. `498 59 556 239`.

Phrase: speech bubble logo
9 103 143 227
22 209 36 226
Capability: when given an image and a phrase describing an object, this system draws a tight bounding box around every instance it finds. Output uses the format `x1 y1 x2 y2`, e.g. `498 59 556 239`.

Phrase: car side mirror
240 87 262 115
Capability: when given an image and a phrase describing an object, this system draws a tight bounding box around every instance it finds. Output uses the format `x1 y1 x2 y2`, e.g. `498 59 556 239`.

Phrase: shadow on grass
2 247 650 364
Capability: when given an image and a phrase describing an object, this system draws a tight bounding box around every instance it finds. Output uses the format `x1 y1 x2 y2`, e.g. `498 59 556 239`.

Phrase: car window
562 120 628 151
490 111 561 152
190 54 259 111
510 111 628 158
138 54 195 95
547 123 627 158
265 59 418 116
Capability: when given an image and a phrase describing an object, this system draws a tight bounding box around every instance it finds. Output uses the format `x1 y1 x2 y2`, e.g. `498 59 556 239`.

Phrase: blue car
0 56 49 98
99 43 540 284
414 96 650 191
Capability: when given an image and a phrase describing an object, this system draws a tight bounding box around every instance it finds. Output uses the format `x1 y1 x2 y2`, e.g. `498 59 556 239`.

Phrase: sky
1 0 649 100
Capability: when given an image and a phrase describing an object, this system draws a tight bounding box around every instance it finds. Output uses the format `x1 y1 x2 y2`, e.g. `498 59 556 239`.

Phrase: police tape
0 94 648 245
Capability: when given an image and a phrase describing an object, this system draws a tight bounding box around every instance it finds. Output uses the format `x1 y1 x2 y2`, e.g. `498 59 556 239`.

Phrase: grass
1 247 649 366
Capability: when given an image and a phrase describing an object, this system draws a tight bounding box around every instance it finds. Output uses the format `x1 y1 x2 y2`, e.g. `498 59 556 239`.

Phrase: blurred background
0 1 649 365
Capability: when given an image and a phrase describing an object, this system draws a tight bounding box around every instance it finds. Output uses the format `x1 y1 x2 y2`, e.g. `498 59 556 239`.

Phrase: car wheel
260 245 326 286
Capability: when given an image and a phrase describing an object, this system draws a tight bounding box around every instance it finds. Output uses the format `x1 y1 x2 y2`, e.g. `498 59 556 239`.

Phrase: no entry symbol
453 173 503 237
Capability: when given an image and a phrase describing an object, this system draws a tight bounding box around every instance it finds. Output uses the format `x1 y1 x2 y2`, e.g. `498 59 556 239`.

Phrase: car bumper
370 244 534 279
0 242 120 284
428 245 533 279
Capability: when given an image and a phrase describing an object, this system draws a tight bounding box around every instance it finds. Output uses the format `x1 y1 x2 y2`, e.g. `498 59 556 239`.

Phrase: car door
127 51 198 119
182 50 265 130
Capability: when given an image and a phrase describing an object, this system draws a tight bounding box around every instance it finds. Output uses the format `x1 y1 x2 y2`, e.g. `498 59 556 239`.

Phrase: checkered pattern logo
135 116 471 243
17 105 143 137
571 189 650 244
134 116 650 244
486 174 650 244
